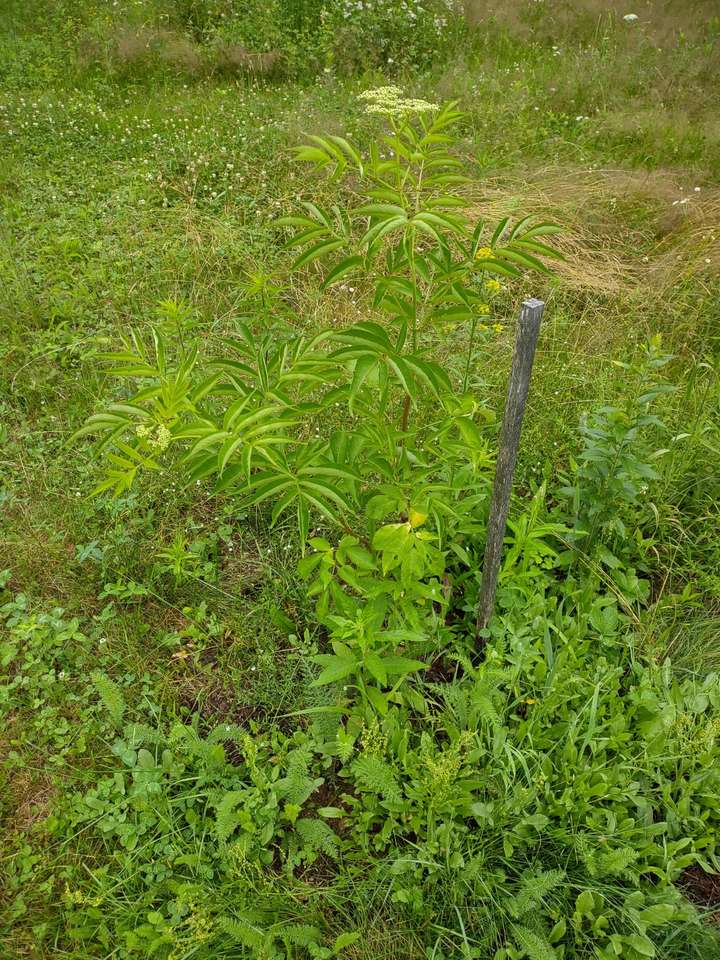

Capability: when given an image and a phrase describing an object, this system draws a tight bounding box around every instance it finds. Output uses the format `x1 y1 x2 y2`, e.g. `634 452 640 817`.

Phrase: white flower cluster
136 422 172 451
337 0 453 34
358 85 439 117
341 0 426 20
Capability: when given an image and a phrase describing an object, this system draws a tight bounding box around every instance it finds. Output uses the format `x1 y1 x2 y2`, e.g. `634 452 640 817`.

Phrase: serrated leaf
292 239 346 271
322 255 364 287
312 654 357 686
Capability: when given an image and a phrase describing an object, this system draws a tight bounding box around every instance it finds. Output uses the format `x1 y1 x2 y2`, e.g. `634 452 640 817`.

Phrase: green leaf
322 255 364 288
293 145 334 165
356 202 407 217
276 214 320 228
514 238 565 260
312 654 357 686
365 686 389 714
491 217 510 245
589 602 619 635
364 653 388 685
90 671 126 727
367 187 403 204
286 226 329 249
361 215 407 250
333 931 361 952
218 915 264 948
213 460 247 493
512 925 557 960
345 544 376 570
137 748 155 770
279 922 324 947
575 890 596 916
326 135 363 171
521 222 563 239
623 934 656 957
297 498 310 544
507 214 535 241
410 217 441 243
381 655 427 677
402 354 452 396
413 210 465 234
292 239 346 271
309 537 334 551
639 904 675 926
496 246 550 273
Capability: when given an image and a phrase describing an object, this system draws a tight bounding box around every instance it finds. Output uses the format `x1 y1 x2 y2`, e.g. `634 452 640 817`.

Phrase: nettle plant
75 88 560 711
560 336 675 563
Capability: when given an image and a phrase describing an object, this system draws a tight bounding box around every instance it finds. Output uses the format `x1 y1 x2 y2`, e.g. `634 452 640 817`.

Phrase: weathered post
476 297 545 641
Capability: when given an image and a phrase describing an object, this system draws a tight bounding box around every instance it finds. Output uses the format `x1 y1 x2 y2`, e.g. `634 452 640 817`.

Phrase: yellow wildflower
492 323 504 333
484 278 502 293
475 246 494 260
477 303 490 316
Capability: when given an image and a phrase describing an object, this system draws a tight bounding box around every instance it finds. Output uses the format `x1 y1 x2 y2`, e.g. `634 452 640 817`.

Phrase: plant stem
401 394 411 433
463 315 478 394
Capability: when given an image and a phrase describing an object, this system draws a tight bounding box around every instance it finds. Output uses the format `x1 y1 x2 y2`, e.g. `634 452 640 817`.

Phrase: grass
1 2 720 958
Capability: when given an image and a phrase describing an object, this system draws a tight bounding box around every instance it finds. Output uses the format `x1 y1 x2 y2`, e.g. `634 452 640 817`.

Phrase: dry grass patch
92 26 283 77
0 735 56 835
8 770 56 834
462 0 717 43
650 195 720 290
97 26 204 75
214 42 282 77
466 165 720 295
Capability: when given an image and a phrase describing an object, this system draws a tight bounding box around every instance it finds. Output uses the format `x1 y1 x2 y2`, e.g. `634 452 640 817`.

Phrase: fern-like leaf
215 791 246 842
512 924 558 960
275 747 324 806
90 671 126 727
277 923 323 947
351 755 402 803
597 847 640 877
295 818 339 858
218 916 264 949
207 723 248 746
510 869 566 918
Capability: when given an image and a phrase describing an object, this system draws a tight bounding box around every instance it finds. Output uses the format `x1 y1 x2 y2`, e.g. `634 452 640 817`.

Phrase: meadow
1 1 720 958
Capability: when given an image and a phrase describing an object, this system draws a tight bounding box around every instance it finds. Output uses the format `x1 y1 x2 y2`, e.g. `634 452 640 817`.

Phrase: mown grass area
1 2 720 959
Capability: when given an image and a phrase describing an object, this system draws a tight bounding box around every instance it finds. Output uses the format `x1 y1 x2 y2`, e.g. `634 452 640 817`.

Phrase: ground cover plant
2 1 720 958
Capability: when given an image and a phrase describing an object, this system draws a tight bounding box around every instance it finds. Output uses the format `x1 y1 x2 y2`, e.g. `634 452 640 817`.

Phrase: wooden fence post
476 297 545 641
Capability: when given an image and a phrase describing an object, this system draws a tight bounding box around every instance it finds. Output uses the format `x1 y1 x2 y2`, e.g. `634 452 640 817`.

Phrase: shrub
82 0 467 79
320 0 463 73
73 92 560 706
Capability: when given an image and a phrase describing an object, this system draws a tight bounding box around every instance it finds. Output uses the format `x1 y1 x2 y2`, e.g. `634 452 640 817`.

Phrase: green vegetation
2 2 720 958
